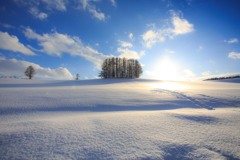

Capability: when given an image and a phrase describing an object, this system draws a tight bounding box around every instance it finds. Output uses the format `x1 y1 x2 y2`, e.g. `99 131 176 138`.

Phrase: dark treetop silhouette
25 66 36 79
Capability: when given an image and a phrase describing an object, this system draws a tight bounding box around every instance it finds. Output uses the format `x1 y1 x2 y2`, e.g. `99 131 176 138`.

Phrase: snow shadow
174 115 219 124
0 79 160 88
161 144 195 160
0 102 195 115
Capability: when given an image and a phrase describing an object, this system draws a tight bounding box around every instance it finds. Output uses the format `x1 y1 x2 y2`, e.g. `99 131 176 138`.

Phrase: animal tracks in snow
151 89 240 110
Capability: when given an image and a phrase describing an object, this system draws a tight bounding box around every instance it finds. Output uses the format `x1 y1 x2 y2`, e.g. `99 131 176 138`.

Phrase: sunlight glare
150 82 188 90
154 58 180 81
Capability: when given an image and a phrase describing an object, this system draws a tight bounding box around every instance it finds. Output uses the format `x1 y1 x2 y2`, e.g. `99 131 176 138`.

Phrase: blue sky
0 0 240 80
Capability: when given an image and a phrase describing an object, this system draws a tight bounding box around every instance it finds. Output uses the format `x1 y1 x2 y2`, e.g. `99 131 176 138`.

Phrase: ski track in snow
0 78 240 159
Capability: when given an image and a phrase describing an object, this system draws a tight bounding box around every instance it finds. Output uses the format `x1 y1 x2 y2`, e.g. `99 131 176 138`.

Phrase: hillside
0 78 240 159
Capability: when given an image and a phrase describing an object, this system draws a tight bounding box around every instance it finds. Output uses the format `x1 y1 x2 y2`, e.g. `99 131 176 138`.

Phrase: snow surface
0 78 240 159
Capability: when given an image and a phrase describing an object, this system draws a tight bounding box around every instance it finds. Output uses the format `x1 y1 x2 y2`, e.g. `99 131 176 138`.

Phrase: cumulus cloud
202 71 211 76
128 33 133 40
142 10 194 48
170 10 194 35
84 76 88 79
0 31 36 55
118 40 133 48
117 48 140 59
95 43 99 46
228 52 240 59
29 7 48 20
224 38 238 43
142 30 165 48
0 58 73 79
23 27 110 69
184 69 196 77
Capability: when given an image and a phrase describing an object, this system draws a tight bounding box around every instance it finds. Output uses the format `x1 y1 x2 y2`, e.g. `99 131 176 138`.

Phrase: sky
0 0 240 80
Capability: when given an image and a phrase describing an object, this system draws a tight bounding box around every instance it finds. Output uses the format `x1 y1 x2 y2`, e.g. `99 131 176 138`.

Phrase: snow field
0 78 240 159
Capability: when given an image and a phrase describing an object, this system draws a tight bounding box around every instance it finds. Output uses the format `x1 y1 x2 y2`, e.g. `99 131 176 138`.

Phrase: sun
154 58 179 81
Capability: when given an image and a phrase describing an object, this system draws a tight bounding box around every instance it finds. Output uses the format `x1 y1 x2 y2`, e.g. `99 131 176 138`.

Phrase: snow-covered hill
0 78 240 159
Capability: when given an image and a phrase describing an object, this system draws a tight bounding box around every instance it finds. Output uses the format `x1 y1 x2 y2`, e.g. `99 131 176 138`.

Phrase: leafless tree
76 74 80 80
25 66 36 79
99 57 143 79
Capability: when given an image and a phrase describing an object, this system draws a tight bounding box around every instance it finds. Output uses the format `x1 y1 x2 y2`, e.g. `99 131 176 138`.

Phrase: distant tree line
203 75 240 81
99 57 143 78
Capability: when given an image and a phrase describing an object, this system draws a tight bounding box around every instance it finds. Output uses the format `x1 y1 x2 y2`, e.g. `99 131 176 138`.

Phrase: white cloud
117 48 140 59
166 49 175 53
77 0 106 21
94 76 99 79
142 10 194 48
228 52 240 59
29 7 48 20
14 0 67 20
146 23 156 28
0 52 5 59
184 69 196 77
140 50 145 56
140 63 145 67
0 58 73 79
95 43 99 46
118 40 133 48
84 76 88 79
23 27 111 69
37 12 48 19
110 0 116 7
224 38 238 43
0 22 15 29
14 0 67 11
0 31 36 55
128 33 133 40
142 30 158 42
142 30 165 48
88 7 105 20
171 11 194 35
202 71 211 76
41 0 67 11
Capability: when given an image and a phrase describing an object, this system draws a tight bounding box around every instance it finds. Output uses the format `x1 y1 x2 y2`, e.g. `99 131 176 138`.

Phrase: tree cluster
99 57 143 78
204 75 240 81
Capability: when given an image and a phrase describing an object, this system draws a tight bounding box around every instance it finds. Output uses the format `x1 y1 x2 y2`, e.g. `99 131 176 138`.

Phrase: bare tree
76 74 80 80
25 66 36 79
